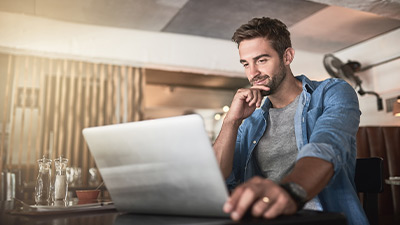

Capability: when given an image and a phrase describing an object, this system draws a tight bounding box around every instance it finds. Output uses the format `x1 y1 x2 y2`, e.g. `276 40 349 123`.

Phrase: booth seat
356 127 400 219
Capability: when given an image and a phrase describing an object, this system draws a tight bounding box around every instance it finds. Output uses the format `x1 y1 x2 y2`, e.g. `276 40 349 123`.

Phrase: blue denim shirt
226 75 369 225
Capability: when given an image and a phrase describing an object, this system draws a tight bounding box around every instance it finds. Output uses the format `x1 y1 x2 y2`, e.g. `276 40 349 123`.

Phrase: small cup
76 190 100 203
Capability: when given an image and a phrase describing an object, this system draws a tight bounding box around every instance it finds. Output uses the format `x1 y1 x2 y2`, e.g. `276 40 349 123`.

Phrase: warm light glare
393 96 400 117
214 114 221 120
223 105 230 113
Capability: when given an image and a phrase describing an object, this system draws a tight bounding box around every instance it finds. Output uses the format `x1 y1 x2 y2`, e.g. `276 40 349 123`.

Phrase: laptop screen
82 114 229 217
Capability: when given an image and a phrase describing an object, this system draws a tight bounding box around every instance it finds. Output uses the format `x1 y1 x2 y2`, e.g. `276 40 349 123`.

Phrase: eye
257 58 267 64
242 63 249 68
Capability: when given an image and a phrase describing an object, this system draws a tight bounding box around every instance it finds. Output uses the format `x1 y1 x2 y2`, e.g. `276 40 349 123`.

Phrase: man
213 17 368 225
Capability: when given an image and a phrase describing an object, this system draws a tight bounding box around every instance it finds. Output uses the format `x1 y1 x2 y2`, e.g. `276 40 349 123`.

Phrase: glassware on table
4 171 15 201
35 156 52 205
66 166 82 187
88 167 100 187
54 157 68 201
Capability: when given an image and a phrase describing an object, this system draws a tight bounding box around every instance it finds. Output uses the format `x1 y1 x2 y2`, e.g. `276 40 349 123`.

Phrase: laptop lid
82 114 229 217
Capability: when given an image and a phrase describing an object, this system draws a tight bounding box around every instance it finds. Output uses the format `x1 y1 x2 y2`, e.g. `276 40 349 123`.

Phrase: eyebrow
239 54 271 64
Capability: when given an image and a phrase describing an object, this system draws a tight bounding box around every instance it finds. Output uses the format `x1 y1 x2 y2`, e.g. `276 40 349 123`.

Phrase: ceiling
0 0 399 54
0 0 399 117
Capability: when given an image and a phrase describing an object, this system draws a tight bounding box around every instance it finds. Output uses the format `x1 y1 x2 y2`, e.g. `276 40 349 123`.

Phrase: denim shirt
226 75 369 225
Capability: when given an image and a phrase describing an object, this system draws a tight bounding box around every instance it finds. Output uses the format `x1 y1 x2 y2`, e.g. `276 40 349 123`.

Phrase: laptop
82 114 230 217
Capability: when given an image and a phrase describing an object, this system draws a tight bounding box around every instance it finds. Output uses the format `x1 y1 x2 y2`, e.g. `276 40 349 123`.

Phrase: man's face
238 37 286 96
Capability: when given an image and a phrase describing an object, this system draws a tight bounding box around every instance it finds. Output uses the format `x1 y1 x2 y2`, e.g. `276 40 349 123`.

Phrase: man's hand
213 85 270 179
225 86 270 123
223 176 298 221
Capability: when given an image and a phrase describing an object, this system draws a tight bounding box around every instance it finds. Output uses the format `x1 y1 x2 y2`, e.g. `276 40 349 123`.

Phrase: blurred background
0 0 399 202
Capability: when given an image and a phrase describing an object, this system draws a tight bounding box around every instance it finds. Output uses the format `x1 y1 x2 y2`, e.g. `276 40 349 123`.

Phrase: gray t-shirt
254 94 323 211
254 95 300 182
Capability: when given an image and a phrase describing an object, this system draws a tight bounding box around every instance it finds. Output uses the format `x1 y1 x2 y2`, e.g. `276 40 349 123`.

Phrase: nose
247 64 261 81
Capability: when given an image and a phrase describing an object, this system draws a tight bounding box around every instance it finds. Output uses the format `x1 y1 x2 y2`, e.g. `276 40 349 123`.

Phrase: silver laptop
82 114 229 217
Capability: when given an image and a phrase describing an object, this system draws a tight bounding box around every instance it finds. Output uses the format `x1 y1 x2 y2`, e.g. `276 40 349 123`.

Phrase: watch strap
280 182 307 211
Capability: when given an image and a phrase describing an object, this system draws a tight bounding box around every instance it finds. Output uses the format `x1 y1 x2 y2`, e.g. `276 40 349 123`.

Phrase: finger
223 197 233 213
223 186 245 213
235 89 246 101
248 90 260 107
255 90 263 108
231 187 257 221
251 85 270 92
250 87 269 107
262 195 287 219
245 90 254 103
251 197 273 217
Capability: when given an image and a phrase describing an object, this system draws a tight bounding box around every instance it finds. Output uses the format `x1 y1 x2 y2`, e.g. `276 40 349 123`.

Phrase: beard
250 61 287 96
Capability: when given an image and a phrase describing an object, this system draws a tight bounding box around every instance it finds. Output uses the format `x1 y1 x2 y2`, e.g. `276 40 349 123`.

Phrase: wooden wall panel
0 54 144 191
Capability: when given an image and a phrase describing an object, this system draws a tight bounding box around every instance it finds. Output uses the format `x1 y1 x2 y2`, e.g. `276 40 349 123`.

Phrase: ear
283 47 295 65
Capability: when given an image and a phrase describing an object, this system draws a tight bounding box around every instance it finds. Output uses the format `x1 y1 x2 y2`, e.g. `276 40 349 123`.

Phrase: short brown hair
232 17 291 59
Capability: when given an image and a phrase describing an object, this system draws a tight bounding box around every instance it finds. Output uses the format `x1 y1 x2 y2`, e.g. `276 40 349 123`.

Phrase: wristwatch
280 182 307 211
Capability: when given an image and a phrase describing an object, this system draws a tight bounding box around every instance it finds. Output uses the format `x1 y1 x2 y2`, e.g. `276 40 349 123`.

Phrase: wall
0 10 334 135
0 11 243 77
1 11 399 127
0 11 330 80
335 28 400 126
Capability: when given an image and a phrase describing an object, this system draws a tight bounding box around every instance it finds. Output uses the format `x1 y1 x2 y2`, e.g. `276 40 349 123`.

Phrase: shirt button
253 140 257 144
302 117 305 123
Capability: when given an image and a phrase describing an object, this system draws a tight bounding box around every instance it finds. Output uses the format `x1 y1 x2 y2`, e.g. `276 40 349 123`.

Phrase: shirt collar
261 75 314 111
296 75 316 94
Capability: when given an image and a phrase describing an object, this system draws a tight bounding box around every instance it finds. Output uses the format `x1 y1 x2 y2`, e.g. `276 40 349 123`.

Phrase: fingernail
223 202 232 212
232 211 240 220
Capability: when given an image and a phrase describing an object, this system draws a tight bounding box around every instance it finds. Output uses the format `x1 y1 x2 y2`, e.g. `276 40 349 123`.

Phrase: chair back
355 157 383 225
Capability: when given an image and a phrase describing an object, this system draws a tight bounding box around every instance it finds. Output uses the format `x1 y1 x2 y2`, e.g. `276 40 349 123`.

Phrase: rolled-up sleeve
296 80 360 184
